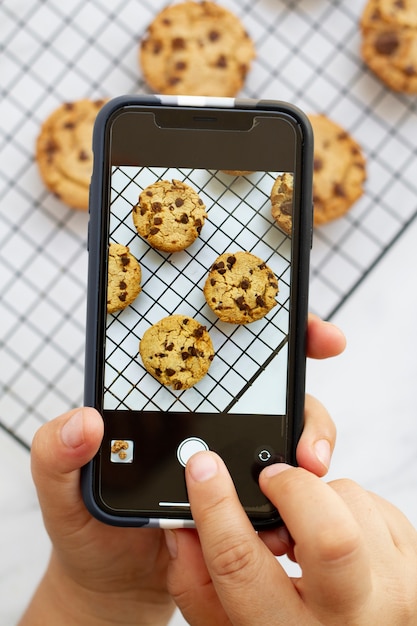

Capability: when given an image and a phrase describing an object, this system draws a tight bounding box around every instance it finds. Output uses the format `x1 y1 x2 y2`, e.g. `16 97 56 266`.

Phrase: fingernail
61 410 85 449
261 462 292 479
187 452 218 483
314 439 331 470
164 529 178 559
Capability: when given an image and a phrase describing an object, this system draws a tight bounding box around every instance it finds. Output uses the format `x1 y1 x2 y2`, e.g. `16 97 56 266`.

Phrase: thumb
31 407 103 537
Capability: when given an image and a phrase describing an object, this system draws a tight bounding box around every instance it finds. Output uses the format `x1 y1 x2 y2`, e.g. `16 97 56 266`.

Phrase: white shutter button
177 437 209 467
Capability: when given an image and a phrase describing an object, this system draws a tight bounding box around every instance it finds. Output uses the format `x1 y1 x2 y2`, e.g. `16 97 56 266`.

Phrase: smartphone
82 95 313 529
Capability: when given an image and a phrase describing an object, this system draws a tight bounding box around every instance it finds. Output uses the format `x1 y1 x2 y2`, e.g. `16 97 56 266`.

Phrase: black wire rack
1 0 416 449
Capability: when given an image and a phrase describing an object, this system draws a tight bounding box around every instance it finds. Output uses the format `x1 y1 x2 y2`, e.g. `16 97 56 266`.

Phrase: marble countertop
1 215 416 625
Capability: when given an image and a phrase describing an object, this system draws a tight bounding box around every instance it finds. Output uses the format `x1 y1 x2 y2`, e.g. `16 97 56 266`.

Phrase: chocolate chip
334 183 346 197
154 217 163 225
179 213 189 224
166 368 176 377
140 206 147 215
152 202 162 212
118 293 127 302
165 342 174 351
193 326 205 339
235 296 249 311
240 279 250 290
172 37 186 50
176 61 187 71
173 381 183 390
79 150 89 161
281 200 293 216
208 30 220 41
216 54 228 68
314 157 323 172
256 296 265 307
152 41 163 55
375 31 399 56
227 256 236 267
120 254 130 267
150 227 160 235
119 281 127 290
181 352 189 361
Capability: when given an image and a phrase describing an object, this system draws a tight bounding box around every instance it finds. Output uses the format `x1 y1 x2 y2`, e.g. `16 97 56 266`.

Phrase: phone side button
177 437 209 467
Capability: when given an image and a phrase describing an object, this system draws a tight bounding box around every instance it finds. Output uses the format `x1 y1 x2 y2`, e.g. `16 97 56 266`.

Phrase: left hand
20 407 175 626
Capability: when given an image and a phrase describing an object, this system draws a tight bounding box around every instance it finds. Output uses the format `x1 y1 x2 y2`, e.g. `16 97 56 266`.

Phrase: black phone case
82 95 313 529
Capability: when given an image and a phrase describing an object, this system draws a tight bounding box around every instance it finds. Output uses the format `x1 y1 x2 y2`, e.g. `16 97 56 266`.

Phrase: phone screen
85 99 312 527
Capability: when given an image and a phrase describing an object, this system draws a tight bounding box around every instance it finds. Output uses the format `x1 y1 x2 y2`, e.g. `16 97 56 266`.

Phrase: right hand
166 456 417 625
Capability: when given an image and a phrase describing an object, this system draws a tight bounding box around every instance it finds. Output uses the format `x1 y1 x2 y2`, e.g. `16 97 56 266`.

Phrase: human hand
166 457 417 625
18 315 344 625
19 407 175 626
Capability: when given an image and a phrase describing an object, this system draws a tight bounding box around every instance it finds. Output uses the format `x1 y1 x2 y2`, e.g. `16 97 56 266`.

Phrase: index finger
307 313 346 359
185 452 305 626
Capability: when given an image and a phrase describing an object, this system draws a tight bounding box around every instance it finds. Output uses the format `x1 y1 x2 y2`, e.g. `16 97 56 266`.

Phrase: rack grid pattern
1 0 416 448
106 167 290 415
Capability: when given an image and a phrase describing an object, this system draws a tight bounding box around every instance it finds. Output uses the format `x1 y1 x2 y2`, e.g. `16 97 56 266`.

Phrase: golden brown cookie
36 99 106 210
139 1 255 97
107 243 142 314
139 314 214 390
132 179 207 252
221 170 255 176
360 0 417 93
309 114 366 226
204 251 278 324
270 172 294 236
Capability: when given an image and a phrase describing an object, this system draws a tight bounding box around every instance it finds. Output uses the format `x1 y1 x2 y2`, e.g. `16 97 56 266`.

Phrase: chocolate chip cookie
139 314 214 390
133 179 207 252
361 0 417 93
36 99 106 210
309 114 367 226
270 172 294 236
204 251 279 324
139 1 255 97
107 243 142 314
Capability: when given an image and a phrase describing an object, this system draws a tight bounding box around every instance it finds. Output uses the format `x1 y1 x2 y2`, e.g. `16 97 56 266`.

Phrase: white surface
1 217 416 625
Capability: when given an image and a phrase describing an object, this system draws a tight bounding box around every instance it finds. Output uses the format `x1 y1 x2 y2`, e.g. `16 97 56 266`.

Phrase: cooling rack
1 0 416 448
